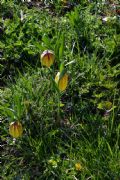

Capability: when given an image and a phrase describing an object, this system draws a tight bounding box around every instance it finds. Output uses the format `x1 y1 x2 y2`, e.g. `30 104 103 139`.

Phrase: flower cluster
41 49 69 92
9 50 69 138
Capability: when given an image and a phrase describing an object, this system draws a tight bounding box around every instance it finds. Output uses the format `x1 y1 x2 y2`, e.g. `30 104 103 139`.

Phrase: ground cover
0 0 120 179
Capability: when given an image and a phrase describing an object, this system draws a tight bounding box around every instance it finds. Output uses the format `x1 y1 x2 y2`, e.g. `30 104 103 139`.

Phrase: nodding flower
55 72 68 91
41 50 55 68
9 121 23 138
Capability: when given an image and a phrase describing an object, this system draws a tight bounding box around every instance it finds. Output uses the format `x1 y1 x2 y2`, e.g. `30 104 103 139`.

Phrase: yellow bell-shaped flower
41 50 55 67
55 71 68 91
9 121 23 138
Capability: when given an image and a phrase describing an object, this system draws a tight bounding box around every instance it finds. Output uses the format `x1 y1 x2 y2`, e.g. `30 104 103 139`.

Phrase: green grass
0 0 120 179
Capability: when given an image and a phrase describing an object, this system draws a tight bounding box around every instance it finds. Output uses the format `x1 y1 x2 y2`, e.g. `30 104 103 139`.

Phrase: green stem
57 91 61 126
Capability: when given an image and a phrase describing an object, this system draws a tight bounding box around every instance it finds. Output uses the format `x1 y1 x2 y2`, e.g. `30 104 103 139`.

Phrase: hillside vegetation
0 1 120 179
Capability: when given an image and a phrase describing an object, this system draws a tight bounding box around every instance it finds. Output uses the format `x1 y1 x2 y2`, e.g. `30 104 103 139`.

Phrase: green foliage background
0 0 120 179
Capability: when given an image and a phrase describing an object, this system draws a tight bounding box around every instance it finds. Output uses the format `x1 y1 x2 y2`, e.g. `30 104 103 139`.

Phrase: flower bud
55 72 68 91
75 163 82 171
9 121 23 138
41 50 55 67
